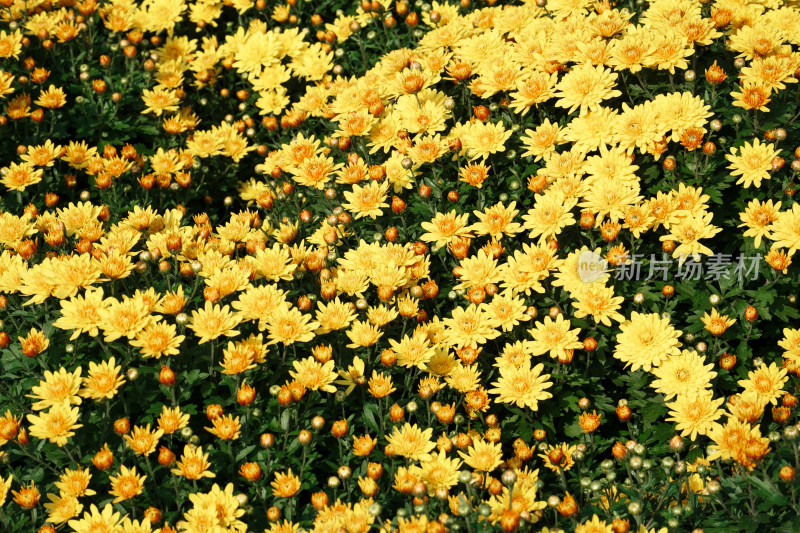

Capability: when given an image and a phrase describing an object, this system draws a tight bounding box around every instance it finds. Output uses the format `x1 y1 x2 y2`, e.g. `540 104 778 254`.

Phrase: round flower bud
501 470 517 486
328 476 340 488
709 294 720 305
338 465 352 479
696 341 707 353
627 502 642 515
260 433 275 448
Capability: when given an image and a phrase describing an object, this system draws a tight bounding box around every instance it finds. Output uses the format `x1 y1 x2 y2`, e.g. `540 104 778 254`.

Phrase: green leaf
363 403 381 437
236 445 257 462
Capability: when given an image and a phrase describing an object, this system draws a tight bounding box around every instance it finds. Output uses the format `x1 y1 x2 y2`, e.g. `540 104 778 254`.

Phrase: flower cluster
2 0 800 532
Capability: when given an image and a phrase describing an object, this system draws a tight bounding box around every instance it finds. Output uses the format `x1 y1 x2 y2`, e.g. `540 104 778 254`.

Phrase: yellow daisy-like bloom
368 370 396 398
157 405 190 435
445 363 481 393
271 469 301 498
141 87 180 116
188 301 242 344
55 467 95 498
725 138 780 189
387 423 436 462
342 180 390 220
738 362 788 406
571 284 625 327
458 438 503 473
738 198 780 249
611 101 663 155
731 82 771 112
21 139 61 167
483 291 530 332
1 162 44 191
315 298 356 335
614 312 682 372
779 327 800 362
27 367 83 411
44 492 83 525
528 314 583 360
233 284 287 324
11 480 39 508
410 450 463 494
266 520 300 533
650 349 716 401
666 390 725 441
346 319 383 349
706 417 768 466
35 85 67 108
460 121 513 160
660 211 722 265
727 391 767 424
470 201 523 240
205 414 242 440
189 483 246 530
553 63 621 116
130 320 184 359
443 304 500 350
79 357 125 401
123 424 164 456
539 442 577 472
247 243 297 282
551 246 610 297
289 357 338 393
408 133 450 165
67 504 121 533
575 514 613 533
389 331 435 370
454 250 502 291
489 362 553 411
519 118 565 161
701 308 736 336
266 303 318 345
26 404 83 447
288 154 342 190
419 210 471 249
108 465 146 503
522 191 578 244
119 517 156 533
172 445 216 480
0 475 12 506
98 295 153 343
769 203 800 256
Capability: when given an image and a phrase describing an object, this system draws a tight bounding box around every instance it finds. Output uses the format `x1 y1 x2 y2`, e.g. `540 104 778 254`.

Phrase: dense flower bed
2 0 800 532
